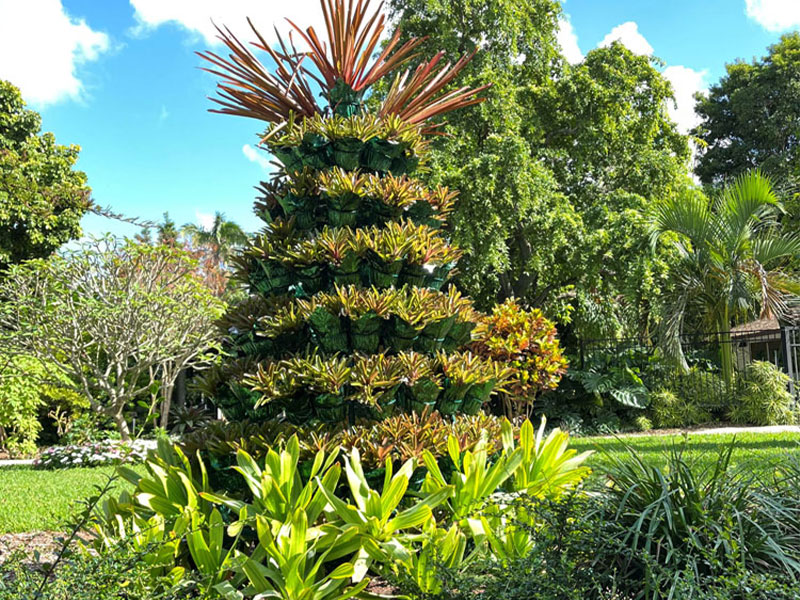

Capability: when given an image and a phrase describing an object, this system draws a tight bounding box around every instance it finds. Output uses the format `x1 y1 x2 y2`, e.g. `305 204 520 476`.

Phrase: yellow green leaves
501 417 592 498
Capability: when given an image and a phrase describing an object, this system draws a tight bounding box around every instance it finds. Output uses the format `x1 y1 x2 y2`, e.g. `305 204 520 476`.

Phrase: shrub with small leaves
650 388 710 428
471 299 567 418
729 361 796 426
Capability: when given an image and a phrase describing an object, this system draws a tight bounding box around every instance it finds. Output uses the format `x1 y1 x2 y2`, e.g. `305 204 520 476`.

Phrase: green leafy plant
729 361 797 426
602 439 800 596
471 299 568 419
650 388 711 428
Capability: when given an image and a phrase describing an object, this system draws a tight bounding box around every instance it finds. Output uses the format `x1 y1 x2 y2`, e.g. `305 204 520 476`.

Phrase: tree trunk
159 382 175 429
113 410 131 442
175 369 187 411
717 309 734 391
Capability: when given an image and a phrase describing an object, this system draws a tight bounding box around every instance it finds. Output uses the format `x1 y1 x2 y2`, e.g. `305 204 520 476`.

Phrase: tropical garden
2 1 800 599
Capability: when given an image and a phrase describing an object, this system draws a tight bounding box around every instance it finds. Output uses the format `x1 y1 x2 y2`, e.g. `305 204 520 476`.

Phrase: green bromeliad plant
197 0 508 426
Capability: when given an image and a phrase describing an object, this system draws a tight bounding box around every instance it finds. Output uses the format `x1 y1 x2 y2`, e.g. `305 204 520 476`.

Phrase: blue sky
0 0 798 238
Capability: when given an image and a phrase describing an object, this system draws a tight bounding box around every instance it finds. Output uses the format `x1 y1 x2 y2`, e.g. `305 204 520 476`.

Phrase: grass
0 465 144 534
571 431 800 485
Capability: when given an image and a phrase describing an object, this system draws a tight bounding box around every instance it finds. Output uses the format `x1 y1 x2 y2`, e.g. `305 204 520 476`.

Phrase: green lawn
2 431 800 534
0 465 144 534
571 431 800 484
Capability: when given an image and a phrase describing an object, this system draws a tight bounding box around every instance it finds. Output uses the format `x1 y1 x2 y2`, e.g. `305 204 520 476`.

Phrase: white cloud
557 17 584 64
598 22 653 56
663 65 707 134
195 211 215 231
129 0 327 47
242 143 270 170
0 0 109 105
745 0 800 31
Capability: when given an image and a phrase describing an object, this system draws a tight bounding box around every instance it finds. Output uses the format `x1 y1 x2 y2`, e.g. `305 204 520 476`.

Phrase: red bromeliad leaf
379 50 491 133
198 0 489 131
197 20 320 123
287 0 425 92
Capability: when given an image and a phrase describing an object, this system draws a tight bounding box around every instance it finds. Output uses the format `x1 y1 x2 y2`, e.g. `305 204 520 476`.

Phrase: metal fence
578 326 800 406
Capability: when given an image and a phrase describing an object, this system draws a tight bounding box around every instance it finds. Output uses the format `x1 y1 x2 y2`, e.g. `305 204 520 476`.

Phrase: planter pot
296 265 324 296
406 200 437 227
350 312 383 354
400 263 428 288
390 152 420 176
404 378 441 413
365 254 403 288
332 137 364 171
415 316 457 353
363 138 398 172
461 380 495 414
327 193 361 227
438 380 468 415
332 264 361 286
309 307 348 353
427 262 456 291
300 132 330 170
388 317 421 351
443 320 476 350
272 146 303 172
255 262 292 295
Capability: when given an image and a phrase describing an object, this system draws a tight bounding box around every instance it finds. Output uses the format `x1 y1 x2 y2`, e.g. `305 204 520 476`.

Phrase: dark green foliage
392 495 631 600
0 80 91 270
694 34 800 211
383 0 691 340
729 360 796 426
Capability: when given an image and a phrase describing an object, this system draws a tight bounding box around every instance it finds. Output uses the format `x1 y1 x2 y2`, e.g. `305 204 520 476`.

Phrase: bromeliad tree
0 81 92 271
0 238 226 439
198 0 512 424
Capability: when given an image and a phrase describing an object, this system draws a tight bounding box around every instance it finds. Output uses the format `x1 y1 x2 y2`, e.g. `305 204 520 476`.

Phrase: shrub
0 356 80 456
650 388 711 428
471 298 568 418
633 415 652 432
729 360 796 425
34 439 152 469
600 440 800 597
94 417 590 598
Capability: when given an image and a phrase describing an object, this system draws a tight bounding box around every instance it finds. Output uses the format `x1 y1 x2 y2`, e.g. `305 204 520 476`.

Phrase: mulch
0 530 94 566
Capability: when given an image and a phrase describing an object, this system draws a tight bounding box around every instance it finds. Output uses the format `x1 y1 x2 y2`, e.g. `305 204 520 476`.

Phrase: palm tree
651 170 800 387
181 212 248 266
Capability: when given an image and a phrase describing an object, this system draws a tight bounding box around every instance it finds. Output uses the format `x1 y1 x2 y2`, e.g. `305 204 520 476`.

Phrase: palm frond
718 169 781 236
650 189 712 252
751 234 800 267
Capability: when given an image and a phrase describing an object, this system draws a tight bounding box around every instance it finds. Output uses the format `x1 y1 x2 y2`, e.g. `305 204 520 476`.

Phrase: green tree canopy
0 80 91 270
384 0 692 340
694 33 800 197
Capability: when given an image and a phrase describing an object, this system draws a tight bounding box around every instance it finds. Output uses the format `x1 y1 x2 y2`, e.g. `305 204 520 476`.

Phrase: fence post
784 325 796 397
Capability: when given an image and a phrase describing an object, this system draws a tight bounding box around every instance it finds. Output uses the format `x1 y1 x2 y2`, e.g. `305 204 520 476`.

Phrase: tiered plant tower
199 0 509 425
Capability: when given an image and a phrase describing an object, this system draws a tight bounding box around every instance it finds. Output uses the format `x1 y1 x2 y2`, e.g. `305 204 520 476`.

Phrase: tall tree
650 171 800 387
694 33 800 201
181 211 248 265
384 1 692 340
0 80 91 270
0 238 225 438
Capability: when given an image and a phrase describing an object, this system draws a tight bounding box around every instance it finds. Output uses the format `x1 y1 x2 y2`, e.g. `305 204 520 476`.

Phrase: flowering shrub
34 439 154 469
472 299 568 418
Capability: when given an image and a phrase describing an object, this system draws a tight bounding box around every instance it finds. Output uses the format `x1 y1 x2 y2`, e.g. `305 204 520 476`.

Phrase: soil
0 530 94 566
